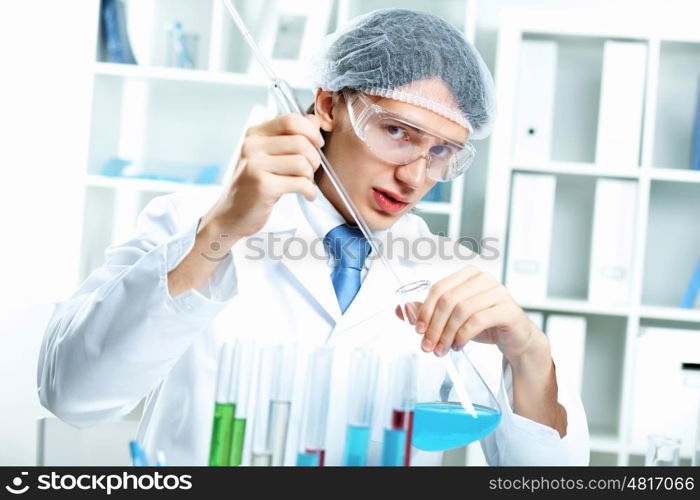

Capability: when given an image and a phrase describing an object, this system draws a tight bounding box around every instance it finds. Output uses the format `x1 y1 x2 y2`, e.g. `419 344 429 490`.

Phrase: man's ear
314 89 336 132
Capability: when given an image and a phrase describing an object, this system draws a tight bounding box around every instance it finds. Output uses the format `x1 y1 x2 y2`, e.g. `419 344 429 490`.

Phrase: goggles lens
345 92 475 182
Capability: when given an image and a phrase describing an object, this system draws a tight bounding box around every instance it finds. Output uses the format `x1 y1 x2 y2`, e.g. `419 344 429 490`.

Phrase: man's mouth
372 188 410 215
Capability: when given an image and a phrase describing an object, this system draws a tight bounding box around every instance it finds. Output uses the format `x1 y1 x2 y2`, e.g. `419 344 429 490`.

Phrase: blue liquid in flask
412 402 501 451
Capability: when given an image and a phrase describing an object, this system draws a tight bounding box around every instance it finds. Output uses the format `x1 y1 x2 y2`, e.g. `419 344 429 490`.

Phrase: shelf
521 298 631 317
94 62 313 91
639 305 700 323
415 201 453 215
522 300 700 322
511 161 640 179
648 168 700 184
85 174 221 195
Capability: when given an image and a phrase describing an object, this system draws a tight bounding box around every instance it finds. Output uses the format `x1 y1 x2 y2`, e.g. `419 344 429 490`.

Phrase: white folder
545 315 587 394
505 173 557 302
512 40 558 164
595 41 647 168
588 179 637 305
631 327 700 458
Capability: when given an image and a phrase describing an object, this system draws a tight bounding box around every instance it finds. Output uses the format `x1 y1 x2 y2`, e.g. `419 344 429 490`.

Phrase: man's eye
385 124 409 140
430 144 455 158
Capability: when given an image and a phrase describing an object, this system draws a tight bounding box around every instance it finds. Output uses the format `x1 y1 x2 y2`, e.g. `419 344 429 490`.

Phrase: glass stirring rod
220 0 476 416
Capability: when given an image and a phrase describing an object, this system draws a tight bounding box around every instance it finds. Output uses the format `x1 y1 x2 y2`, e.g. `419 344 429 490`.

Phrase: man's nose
395 155 429 189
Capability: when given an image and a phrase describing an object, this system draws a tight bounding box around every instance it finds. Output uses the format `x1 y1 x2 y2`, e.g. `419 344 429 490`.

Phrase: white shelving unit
80 0 478 284
483 8 700 465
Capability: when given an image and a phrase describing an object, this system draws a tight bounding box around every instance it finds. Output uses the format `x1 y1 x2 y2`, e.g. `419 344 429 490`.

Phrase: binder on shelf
505 173 557 302
101 0 137 64
680 258 700 309
631 327 700 457
512 40 558 164
595 41 647 168
588 179 638 305
545 315 587 394
692 77 700 171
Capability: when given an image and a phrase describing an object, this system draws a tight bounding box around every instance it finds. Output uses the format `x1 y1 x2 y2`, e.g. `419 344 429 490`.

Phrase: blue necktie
324 224 372 314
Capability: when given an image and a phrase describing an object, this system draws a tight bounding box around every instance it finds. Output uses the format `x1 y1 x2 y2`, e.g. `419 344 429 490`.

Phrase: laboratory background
1 0 700 467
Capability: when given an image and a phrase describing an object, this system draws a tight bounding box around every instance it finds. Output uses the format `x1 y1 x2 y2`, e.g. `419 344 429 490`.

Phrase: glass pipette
220 0 401 286
220 0 475 416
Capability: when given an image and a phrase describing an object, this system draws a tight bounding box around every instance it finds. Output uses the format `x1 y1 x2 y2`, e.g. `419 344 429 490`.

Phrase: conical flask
396 280 502 451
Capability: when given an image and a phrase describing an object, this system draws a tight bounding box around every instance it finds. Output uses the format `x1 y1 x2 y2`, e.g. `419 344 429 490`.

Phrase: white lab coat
38 185 590 466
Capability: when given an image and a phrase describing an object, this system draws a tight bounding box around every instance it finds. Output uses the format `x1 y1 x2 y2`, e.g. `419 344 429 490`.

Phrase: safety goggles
343 91 475 182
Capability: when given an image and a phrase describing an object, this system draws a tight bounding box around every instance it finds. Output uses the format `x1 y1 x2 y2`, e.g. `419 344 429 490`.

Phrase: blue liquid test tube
381 353 417 467
296 346 333 466
342 349 378 466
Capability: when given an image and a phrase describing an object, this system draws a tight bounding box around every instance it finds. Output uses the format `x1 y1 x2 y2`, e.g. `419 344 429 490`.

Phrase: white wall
0 0 98 465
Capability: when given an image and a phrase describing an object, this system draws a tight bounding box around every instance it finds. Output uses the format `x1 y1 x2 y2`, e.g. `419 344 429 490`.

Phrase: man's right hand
201 113 324 242
168 113 324 296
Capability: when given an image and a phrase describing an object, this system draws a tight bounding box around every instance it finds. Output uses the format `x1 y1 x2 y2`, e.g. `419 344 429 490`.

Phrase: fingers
415 266 480 333
242 135 322 171
251 155 316 180
419 270 492 351
434 284 504 356
453 303 512 351
395 301 422 325
269 173 317 202
247 113 325 149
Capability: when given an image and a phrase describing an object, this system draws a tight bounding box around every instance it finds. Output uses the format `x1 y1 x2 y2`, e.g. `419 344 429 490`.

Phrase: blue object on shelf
101 0 137 64
101 157 222 185
680 258 700 309
169 21 194 69
423 183 444 202
692 76 700 171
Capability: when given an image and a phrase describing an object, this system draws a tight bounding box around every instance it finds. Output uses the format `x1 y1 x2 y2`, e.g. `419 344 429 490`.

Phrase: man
38 9 589 465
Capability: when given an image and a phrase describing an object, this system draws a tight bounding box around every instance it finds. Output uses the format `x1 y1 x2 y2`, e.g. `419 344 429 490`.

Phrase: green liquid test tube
228 417 247 466
226 340 255 466
208 343 234 466
209 402 235 466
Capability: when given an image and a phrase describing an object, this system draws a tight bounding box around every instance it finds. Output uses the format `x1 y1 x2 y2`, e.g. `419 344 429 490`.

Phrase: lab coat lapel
329 258 396 344
277 212 343 325
329 253 430 345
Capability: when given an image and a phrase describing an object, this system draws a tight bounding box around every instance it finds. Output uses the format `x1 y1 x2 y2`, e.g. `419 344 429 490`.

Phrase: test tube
227 340 256 466
251 345 275 466
208 342 234 466
268 343 296 466
645 435 681 466
381 353 417 467
343 349 378 466
296 346 333 466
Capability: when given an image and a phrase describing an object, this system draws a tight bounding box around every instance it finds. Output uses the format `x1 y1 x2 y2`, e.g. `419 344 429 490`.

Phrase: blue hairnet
313 8 496 139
